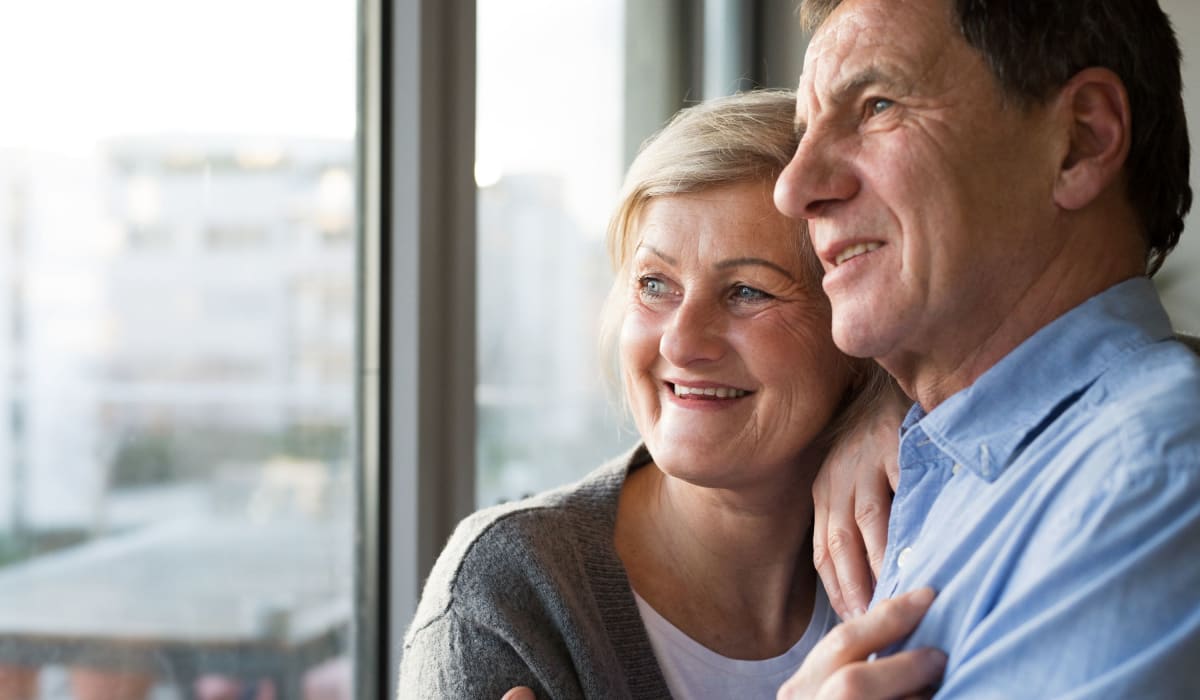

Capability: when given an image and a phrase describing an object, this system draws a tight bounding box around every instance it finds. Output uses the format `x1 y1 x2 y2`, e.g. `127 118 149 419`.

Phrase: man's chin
831 318 896 360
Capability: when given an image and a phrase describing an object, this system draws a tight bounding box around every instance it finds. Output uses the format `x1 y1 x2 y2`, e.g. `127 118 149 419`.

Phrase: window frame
364 0 478 698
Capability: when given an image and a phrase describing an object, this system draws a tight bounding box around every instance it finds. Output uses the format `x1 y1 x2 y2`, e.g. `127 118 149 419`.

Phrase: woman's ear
1052 67 1132 211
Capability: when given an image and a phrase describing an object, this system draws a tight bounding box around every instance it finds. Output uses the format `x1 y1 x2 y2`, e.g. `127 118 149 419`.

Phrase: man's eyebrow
794 66 903 139
716 257 797 280
834 67 894 97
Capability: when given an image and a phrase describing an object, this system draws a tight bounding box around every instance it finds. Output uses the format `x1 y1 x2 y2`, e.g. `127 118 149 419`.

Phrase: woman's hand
777 587 945 700
813 383 906 618
504 591 942 700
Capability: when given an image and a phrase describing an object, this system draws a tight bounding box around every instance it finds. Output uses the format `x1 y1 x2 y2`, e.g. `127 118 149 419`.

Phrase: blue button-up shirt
873 278 1200 698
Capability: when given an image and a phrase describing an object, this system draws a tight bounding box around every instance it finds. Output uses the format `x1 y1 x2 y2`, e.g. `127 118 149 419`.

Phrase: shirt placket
877 424 957 600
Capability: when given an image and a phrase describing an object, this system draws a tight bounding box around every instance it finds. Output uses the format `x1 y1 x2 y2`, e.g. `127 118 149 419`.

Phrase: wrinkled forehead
798 0 954 105
800 11 880 96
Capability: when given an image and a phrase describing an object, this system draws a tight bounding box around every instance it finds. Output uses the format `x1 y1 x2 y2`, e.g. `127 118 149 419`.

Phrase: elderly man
773 0 1200 697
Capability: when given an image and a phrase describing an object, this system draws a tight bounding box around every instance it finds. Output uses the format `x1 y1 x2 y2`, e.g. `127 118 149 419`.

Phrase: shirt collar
909 277 1174 482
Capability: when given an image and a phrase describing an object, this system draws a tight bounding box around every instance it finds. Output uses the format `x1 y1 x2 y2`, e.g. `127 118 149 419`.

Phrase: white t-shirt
633 584 839 700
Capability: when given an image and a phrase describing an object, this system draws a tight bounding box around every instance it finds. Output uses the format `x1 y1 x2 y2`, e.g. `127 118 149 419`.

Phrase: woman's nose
659 297 726 367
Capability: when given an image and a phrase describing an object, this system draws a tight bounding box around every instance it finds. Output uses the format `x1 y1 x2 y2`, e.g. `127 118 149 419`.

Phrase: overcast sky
0 0 355 153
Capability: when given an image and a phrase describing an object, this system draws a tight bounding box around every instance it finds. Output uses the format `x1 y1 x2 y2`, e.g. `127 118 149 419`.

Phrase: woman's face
620 180 852 490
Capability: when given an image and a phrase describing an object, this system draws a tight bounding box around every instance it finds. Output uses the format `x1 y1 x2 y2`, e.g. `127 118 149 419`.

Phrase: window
475 0 634 508
0 3 358 698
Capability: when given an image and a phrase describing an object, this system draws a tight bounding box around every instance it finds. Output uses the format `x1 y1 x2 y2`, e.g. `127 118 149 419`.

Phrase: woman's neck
615 459 819 660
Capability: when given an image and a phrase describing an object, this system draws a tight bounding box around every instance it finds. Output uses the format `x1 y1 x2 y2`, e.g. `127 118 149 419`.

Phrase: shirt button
952 463 962 476
897 546 914 569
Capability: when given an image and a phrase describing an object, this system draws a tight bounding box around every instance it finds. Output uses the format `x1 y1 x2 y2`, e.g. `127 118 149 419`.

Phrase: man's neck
886 219 1147 412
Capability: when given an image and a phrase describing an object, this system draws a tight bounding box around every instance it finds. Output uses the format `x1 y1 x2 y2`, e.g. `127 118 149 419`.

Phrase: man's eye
869 97 895 116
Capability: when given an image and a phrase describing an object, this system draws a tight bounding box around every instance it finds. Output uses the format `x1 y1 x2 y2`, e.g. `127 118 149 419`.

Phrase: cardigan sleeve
398 607 549 700
396 506 594 700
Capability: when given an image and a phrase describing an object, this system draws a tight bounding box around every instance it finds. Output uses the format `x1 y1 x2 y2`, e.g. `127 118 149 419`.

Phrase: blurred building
0 150 109 536
476 172 632 504
0 137 355 534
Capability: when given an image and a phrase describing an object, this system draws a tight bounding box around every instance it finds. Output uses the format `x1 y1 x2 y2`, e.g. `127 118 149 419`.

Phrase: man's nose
774 129 859 220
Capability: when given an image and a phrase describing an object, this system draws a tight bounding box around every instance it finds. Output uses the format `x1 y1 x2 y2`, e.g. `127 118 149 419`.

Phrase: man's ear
1052 67 1131 211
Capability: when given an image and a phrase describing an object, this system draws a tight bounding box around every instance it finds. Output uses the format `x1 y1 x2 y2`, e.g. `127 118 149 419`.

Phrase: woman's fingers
500 687 536 700
813 435 879 618
815 649 946 700
825 516 872 618
855 458 893 580
778 587 941 700
818 587 935 668
812 467 852 618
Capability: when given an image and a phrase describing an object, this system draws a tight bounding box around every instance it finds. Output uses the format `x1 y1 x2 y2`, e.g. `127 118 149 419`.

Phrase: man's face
774 0 1064 371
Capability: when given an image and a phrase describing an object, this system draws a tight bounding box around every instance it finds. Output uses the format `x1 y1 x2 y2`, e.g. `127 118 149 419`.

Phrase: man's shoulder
1086 337 1200 445
1005 337 1199 484
1028 337 1200 500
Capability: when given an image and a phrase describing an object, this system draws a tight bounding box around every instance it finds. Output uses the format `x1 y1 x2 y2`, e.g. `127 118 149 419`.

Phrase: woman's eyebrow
636 245 797 281
716 257 796 280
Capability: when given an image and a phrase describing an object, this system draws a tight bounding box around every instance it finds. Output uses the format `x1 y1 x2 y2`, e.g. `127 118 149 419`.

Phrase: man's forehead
797 0 953 105
800 2 891 87
801 26 879 91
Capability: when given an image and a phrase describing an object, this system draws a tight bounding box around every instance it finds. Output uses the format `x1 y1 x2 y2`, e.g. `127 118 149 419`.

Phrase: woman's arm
399 610 547 699
397 498 622 700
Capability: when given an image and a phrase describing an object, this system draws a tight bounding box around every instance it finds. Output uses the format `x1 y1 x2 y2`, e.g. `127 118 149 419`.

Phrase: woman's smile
668 381 751 400
619 180 852 488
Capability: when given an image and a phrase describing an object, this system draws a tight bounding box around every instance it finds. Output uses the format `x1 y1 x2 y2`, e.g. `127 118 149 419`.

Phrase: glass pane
0 2 358 698
475 0 635 506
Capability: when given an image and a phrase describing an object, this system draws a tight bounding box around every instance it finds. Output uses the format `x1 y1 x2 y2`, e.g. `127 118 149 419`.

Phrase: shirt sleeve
934 461 1200 699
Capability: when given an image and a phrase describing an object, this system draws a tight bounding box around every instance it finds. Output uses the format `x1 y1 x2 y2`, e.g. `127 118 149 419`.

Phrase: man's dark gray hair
801 0 1192 275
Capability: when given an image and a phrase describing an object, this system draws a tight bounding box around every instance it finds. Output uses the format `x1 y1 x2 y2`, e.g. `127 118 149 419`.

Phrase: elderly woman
398 90 902 699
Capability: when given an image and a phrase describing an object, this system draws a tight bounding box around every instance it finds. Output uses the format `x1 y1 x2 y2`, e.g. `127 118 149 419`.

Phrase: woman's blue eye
638 276 669 297
732 285 769 301
869 97 895 116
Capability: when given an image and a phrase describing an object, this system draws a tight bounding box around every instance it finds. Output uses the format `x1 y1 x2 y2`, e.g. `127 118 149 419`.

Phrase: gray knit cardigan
398 445 674 699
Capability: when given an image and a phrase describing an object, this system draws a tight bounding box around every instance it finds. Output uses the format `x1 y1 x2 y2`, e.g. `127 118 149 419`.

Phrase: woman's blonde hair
598 89 894 443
